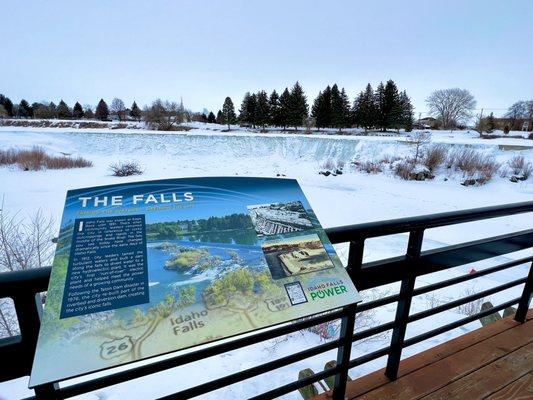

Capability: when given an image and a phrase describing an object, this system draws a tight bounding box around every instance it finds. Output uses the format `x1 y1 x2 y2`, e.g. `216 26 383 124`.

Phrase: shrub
476 157 500 181
320 159 336 171
0 146 92 170
423 145 447 172
508 155 532 179
359 161 383 174
109 161 143 177
45 156 93 169
446 148 500 183
394 160 413 180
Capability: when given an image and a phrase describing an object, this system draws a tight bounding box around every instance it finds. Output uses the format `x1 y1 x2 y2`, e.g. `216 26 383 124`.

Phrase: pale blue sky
2 0 532 116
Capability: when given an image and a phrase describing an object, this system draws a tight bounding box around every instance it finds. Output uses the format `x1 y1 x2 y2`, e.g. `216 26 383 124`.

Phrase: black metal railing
1 201 532 400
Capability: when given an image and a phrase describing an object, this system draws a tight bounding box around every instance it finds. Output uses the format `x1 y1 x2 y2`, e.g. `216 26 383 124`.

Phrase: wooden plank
423 343 533 399
485 372 533 400
353 319 532 400
313 310 532 400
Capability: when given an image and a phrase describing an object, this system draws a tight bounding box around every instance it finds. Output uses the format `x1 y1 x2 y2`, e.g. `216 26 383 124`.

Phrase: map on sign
30 177 361 387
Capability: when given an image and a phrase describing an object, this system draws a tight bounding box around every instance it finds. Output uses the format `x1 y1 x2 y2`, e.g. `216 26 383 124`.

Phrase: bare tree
426 88 476 130
0 209 55 272
144 99 185 130
506 100 533 130
0 298 19 338
0 209 54 338
408 131 431 164
110 98 126 121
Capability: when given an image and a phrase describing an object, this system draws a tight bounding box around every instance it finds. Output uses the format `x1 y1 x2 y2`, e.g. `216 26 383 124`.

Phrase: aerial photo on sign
30 177 360 387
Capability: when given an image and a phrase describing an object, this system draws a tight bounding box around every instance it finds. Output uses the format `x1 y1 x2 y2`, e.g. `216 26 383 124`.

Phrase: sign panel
30 177 360 386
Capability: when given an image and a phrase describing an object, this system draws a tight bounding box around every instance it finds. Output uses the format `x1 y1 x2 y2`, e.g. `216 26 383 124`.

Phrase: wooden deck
314 309 533 400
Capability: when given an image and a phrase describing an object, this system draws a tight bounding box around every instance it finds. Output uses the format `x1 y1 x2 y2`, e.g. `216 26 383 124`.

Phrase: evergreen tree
0 104 8 118
279 88 291 130
207 111 216 123
374 82 386 131
383 79 401 130
19 99 33 118
222 97 236 130
311 86 332 131
268 90 281 127
216 110 223 124
486 112 495 132
95 99 109 120
0 95 14 117
330 84 350 131
255 90 270 131
287 81 308 130
73 102 84 118
57 100 71 119
130 101 142 121
311 90 324 130
49 102 57 118
239 92 258 127
353 84 377 131
398 91 414 132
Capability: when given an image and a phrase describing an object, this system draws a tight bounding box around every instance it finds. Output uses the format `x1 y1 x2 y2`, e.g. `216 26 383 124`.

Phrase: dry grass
394 160 414 180
321 159 336 171
422 145 448 172
109 161 143 177
446 148 500 183
0 146 92 171
359 161 383 174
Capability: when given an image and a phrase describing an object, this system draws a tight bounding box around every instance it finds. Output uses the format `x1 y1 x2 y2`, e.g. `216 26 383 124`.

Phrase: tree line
0 95 142 121
2 85 529 133
0 80 412 132
216 80 413 132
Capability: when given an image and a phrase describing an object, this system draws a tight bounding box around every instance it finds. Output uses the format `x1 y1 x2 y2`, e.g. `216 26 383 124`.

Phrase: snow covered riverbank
1 127 532 400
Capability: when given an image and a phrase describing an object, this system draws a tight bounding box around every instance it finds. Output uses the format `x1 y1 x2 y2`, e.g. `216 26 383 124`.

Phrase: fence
1 201 532 399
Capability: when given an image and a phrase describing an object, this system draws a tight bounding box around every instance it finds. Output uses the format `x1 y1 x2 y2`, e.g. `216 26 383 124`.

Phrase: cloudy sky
2 0 532 116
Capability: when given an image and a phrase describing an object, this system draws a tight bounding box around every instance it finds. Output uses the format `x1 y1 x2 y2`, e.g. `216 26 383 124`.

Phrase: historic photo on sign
262 233 335 279
247 201 313 236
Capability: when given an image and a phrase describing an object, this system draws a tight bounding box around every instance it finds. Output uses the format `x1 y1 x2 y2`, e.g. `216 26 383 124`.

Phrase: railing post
332 303 357 400
385 229 424 380
347 239 365 289
34 383 60 400
515 261 532 323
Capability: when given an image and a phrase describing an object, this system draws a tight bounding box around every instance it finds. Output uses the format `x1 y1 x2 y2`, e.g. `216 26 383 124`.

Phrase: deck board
485 372 533 400
421 343 533 399
312 309 533 400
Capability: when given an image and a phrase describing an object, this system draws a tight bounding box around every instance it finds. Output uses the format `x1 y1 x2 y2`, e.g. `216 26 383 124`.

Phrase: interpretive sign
30 177 360 386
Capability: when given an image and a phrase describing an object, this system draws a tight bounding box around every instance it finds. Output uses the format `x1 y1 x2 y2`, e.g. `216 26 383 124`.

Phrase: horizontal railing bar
408 278 526 323
0 267 51 296
355 229 533 289
352 321 395 343
325 201 533 243
248 366 341 400
349 346 391 368
412 256 533 296
58 308 347 397
157 337 342 400
403 297 520 348
357 293 401 312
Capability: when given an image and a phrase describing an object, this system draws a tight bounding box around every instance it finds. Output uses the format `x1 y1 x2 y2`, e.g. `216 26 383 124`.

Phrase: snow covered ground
1 125 532 399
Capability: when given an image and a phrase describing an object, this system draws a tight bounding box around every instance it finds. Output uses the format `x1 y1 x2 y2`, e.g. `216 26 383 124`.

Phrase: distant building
492 117 532 132
414 117 439 129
